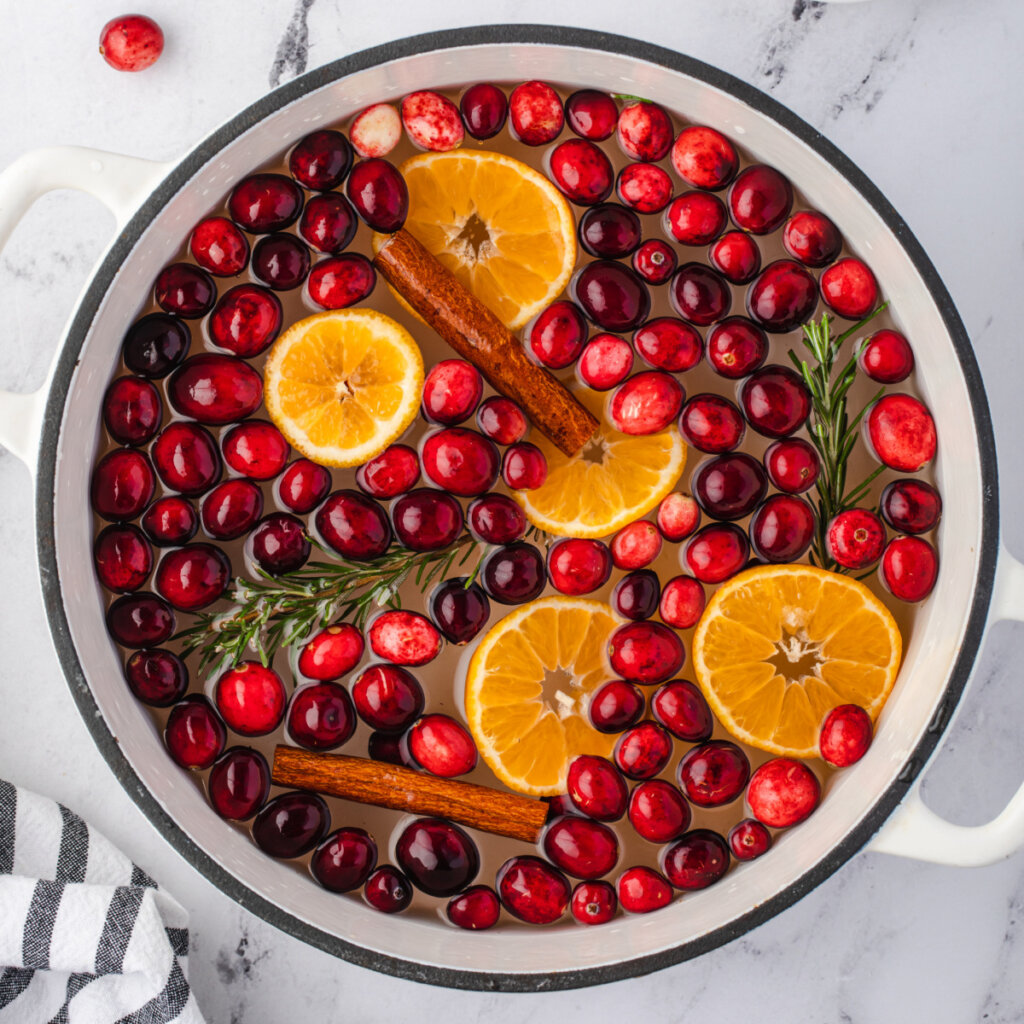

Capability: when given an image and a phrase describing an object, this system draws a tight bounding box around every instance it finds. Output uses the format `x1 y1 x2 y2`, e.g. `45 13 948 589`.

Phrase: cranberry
783 210 842 267
609 622 685 685
826 508 886 569
880 478 942 534
678 741 750 807
610 371 684 435
614 721 673 780
572 260 651 332
406 714 477 777
628 780 692 843
354 447 419 503
467 493 526 544
549 140 614 206
544 816 619 879
447 886 501 930
860 329 914 383
350 104 402 159
588 680 645 734
289 129 353 191
164 696 225 770
279 459 331 514
740 365 812 438
684 523 750 583
545 539 611 595
316 490 391 560
819 703 873 767
429 577 490 645
312 828 377 893
252 233 311 291
208 284 283 357
657 493 700 542
288 682 357 750
708 230 762 285
881 535 938 602
729 165 793 234
567 755 628 821
820 257 879 319
391 489 463 551
571 880 617 924
364 865 413 913
298 194 358 255
168 354 263 426
527 301 588 369
190 217 249 277
154 263 215 319
422 360 482 425
670 262 731 326
200 479 263 541
508 81 564 146
367 730 412 767
308 254 375 309
252 792 330 858
122 313 190 378
102 377 160 447
750 494 816 562
651 679 712 741
250 513 311 574
142 497 197 548
632 239 677 285
346 159 408 232
91 449 155 522
617 866 672 913
706 317 769 379
155 543 230 611
208 747 270 821
634 318 703 373
229 174 304 234
481 542 545 604
214 662 286 737
502 443 547 490
611 520 662 570
764 438 820 493
397 818 480 896
680 394 745 454
728 819 772 861
298 624 364 681
577 334 634 390
693 452 768 520
613 570 661 621
664 192 727 246
352 665 424 732
99 14 163 71
565 90 618 141
107 593 174 648
617 163 673 215
369 610 442 666
496 855 570 923
747 758 820 828
671 126 738 190
617 101 672 161
658 576 707 631
125 648 188 706
866 394 936 471
222 420 289 480
476 397 527 445
421 428 500 497
663 829 730 890
747 259 819 333
460 83 507 140
578 204 642 259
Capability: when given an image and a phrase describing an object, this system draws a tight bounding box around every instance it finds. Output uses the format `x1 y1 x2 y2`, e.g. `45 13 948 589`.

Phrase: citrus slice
465 596 621 796
691 564 902 758
264 308 423 468
513 386 687 538
374 150 576 330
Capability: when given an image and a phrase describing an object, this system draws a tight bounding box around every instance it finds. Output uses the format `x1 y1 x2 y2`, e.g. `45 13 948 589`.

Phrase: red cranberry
391 489 464 552
657 493 700 542
613 570 661 621
572 260 651 332
308 254 375 309
91 449 155 522
122 313 189 378
481 542 545 604
859 329 914 383
103 377 161 447
168 354 263 426
190 217 249 277
397 818 480 896
663 829 730 890
544 817 619 880
827 508 886 569
429 577 490 645
502 442 547 490
154 263 215 319
252 233 311 291
250 513 311 574
747 259 819 333
610 371 684 435
155 543 230 611
369 610 442 666
406 714 477 777
783 210 842 267
316 490 391 560
460 83 508 140
312 828 377 893
549 140 614 206
528 301 588 369
651 679 712 741
578 204 642 259
664 192 727 246
289 129 353 191
422 360 483 425
496 855 570 923
750 494 815 562
617 866 672 913
142 496 197 547
820 257 879 319
617 162 673 214
364 865 413 913
586 679 645 735
567 755 628 821
476 397 527 445
208 284 282 357
367 730 412 767
279 458 331 514
609 622 685 685
628 780 691 843
546 539 612 595
678 741 750 807
421 428 500 496
208 747 270 821
634 318 702 373
614 721 673 780
298 624 364 680
672 126 738 190
747 758 820 828
350 104 402 159
693 452 768 520
252 792 330 858
508 81 564 146
670 262 731 326
881 535 938 602
229 174 303 233
165 696 225 770
565 90 618 141
288 682 357 750
866 394 936 471
658 576 707 631
215 662 286 737
124 648 187 706
355 446 420 501
706 317 769 379
571 880 617 924
99 14 163 71
729 165 793 234
680 394 745 453
617 101 672 161
352 665 424 732
222 420 289 480
728 819 772 861
299 194 358 254
403 92 461 152
740 365 812 438
880 478 941 534
611 520 662 570
819 703 873 767
106 593 174 648
201 479 263 540
684 523 750 583
577 334 634 390
632 239 678 285
467 493 526 544
346 159 408 232
706 231 760 287
764 438 820 493
447 886 501 930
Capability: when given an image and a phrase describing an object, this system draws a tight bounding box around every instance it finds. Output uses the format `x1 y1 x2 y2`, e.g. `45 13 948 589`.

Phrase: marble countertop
1 0 1022 1020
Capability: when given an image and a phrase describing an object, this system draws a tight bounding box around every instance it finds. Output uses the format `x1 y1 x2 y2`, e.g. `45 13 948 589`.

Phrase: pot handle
868 542 1024 866
0 146 172 468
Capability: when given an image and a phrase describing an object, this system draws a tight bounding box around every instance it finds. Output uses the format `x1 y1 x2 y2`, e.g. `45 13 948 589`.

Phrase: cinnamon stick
272 745 548 844
373 229 598 456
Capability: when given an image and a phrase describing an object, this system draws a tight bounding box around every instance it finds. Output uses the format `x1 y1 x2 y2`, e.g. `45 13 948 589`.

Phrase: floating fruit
613 569 661 621
460 83 508 140
509 81 565 146
289 129 353 191
350 103 402 159
746 759 821 828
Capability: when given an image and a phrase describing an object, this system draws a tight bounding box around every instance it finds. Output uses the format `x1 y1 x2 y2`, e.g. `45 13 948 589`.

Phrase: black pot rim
36 24 998 992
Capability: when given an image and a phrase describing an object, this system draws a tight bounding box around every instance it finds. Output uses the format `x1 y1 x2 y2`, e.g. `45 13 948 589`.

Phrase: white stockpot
1 26 1021 991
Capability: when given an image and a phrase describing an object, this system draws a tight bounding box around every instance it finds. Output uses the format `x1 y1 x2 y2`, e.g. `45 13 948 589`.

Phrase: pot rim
36 24 999 991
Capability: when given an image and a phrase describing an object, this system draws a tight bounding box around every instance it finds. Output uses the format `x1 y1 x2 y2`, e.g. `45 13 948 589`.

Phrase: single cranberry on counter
651 678 713 741
617 866 672 914
865 394 937 472
208 284 283 357
544 816 619 880
407 714 477 777
102 376 162 446
460 83 508 140
422 359 483 425
142 497 197 548
709 230 761 285
403 90 465 151
680 394 745 454
672 125 738 191
190 217 249 277
728 819 772 861
670 262 731 326
617 101 673 162
476 397 528 445
750 494 816 562
229 173 303 233
658 576 707 631
782 210 842 268
289 129 353 191
548 139 614 206
588 680 645 734
447 885 501 930
122 313 190 378
609 621 685 686
819 703 873 767
154 263 215 319
312 828 378 893
201 478 263 540
350 103 402 159
684 523 750 584
572 260 651 333
346 158 409 232
252 233 311 291
613 569 661 621
614 721 673 780
577 334 634 391
279 458 331 514
827 508 886 569
422 428 500 496
578 204 643 260
107 593 174 648
632 239 677 285
496 855 570 923
628 779 692 844
546 538 612 595
617 163 673 215
155 544 230 611
609 371 684 436
509 81 564 146
391 489 464 551
252 792 330 859
364 865 413 914
99 14 163 71
222 420 290 480
881 535 938 602
859 329 914 383
657 493 701 542
611 520 662 570
571 880 617 925
467 493 526 544
481 542 546 604
678 741 751 807
692 452 768 520
165 696 225 770
764 438 820 494
168 354 263 426
747 758 821 828
565 89 618 141
664 191 727 247
662 829 730 890
91 449 155 522
820 257 879 319
125 648 188 707
316 490 391 560
351 665 425 732
287 682 357 751
429 576 490 645
369 610 442 666
298 623 364 680
740 365 812 438
397 818 480 897
706 317 769 379
880 478 942 534
634 318 703 373
729 164 793 234
207 747 270 821
250 513 311 575
527 300 588 369
308 254 375 309
299 194 359 255
746 259 819 334
502 442 547 490
567 755 629 821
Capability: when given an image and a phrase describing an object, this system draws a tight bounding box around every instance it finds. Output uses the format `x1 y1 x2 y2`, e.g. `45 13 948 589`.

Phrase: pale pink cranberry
820 257 878 319
865 394 936 471
99 14 163 71
709 230 761 284
662 829 730 890
614 721 673 780
819 703 873 767
355 444 420 499
222 421 289 481
350 103 402 158
308 254 376 309
634 317 703 372
352 665 424 733
278 458 331 514
571 880 617 925
460 83 508 140
617 866 672 913
544 817 619 879
528 300 588 369
609 371 684 435
617 163 673 214
747 758 820 827
476 397 528 444
783 210 842 267
564 90 618 141
401 91 464 151
881 536 938 602
729 819 772 860
497 855 570 924
407 714 477 777
298 624 364 680
546 539 612 595
651 678 713 742
567 755 628 821
859 329 915 383
764 438 820 493
684 523 750 583
827 508 886 569
728 164 793 234
209 284 283 357
659 576 706 630
368 610 442 666
447 886 500 929
509 81 564 145
289 129 353 192
299 194 358 254
502 442 547 490
190 217 249 277
671 126 738 190
670 262 731 326
656 493 700 542
548 139 614 206
628 779 691 843
664 191 727 246
677 740 750 807
215 662 287 736
422 359 483 425
421 428 500 496
632 240 678 285
610 520 662 570
588 680 645 734
706 317 769 379
287 682 356 751
577 334 634 390
617 101 673 161
165 696 224 770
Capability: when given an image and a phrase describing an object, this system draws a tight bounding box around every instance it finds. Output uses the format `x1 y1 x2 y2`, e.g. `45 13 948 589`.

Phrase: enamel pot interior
43 29 994 989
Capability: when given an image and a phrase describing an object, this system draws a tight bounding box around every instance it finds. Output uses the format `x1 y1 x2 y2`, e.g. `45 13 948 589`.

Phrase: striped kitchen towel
0 779 205 1024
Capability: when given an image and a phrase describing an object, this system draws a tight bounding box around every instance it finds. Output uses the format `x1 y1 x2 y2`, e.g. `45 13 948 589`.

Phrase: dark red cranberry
617 101 672 161
208 284 283 357
571 880 617 925
751 494 816 562
364 866 413 913
747 758 820 828
476 397 527 445
496 855 570 923
208 747 270 821
229 173 303 233
352 665 424 732
572 260 651 332
288 682 357 750
124 648 188 706
611 520 662 570
407 714 477 777
577 334 634 390
447 886 501 930
548 794 582 823
866 394 936 471
819 703 873 767
657 493 701 542
508 81 564 146
142 497 197 547
820 257 878 319
881 535 938 602
783 210 842 267
746 259 819 333
684 523 750 583
122 313 190 378
252 792 330 858
251 233 310 291
308 254 375 309
588 680 645 734
429 577 490 645
99 14 163 71
680 394 745 453
609 622 685 685
860 329 914 383
663 829 730 890
250 513 311 574
613 570 661 621
422 360 483 425
356 444 420 498
709 230 761 284
617 865 672 913
578 204 642 258
103 376 161 446
729 165 793 234
369 610 442 666
678 741 750 807
145 426 219 500
728 819 772 860
460 82 508 139
189 217 249 277
278 458 331 514
201 479 263 540
549 140 614 206
617 162 673 214
567 755 628 821
107 593 174 647
421 428 500 497
298 624 364 680
632 239 677 285
827 508 886 569
222 420 289 480
346 158 408 232
299 193 358 254
628 780 691 843
880 478 941 534
367 730 413 767
164 695 224 770
467 493 526 544
391 489 464 551
634 318 702 373
168 354 263 425
528 301 588 369
764 438 820 493
659 576 707 631
544 817 619 879
91 449 155 521
740 365 812 438
397 818 480 897
289 129 353 191
706 317 769 379
671 125 738 190
154 263 216 319
481 542 545 604
664 192 727 246
565 89 618 141
651 679 712 741
316 490 391 560
610 371 684 435
692 452 768 520
502 442 547 490
614 721 673 779
670 262 731 326
215 662 286 736
155 543 230 611
312 828 377 892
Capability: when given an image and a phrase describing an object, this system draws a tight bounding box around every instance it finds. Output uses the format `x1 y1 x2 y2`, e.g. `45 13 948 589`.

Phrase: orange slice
691 564 902 758
464 597 621 796
263 309 423 468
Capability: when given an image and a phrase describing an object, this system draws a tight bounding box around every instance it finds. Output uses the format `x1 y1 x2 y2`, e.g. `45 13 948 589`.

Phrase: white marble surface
0 0 1023 1020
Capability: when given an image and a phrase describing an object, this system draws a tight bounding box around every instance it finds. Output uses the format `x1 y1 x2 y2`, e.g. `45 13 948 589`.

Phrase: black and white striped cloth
0 780 205 1024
